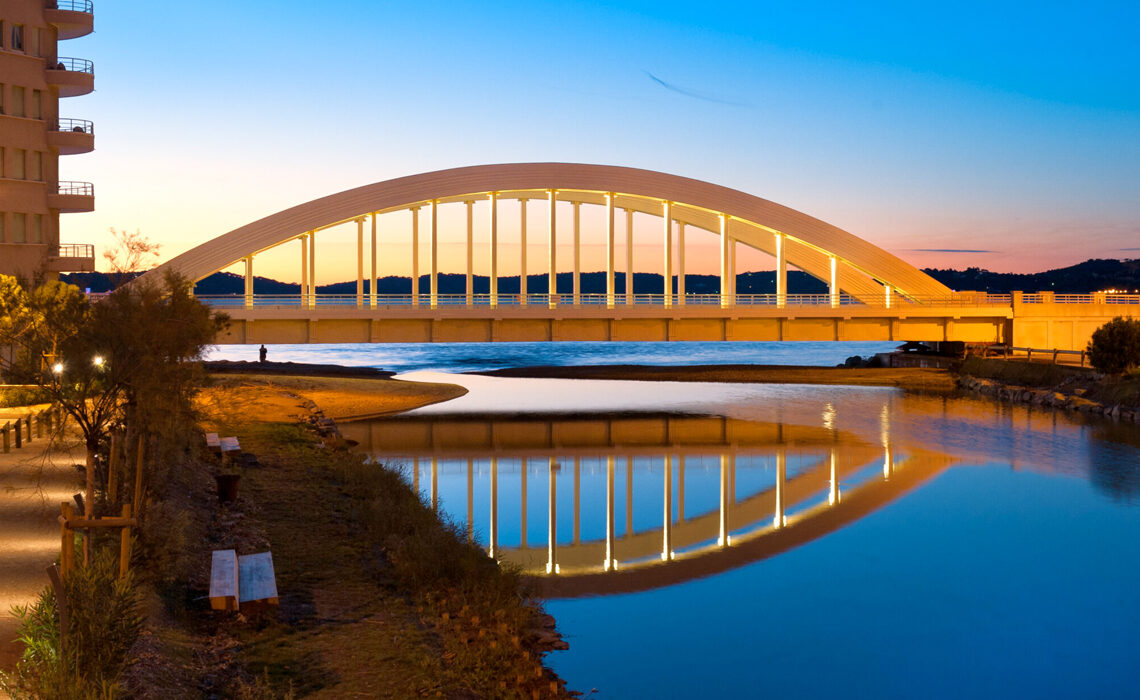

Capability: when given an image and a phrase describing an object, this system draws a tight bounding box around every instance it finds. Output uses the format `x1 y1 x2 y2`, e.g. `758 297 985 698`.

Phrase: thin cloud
1120 247 1140 251
907 248 996 253
645 72 752 107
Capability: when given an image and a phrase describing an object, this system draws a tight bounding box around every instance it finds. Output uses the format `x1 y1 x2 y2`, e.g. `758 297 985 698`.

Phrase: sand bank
474 364 955 391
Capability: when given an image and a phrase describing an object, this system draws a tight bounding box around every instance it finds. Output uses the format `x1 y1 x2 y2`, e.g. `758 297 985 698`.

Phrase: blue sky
62 0 1140 279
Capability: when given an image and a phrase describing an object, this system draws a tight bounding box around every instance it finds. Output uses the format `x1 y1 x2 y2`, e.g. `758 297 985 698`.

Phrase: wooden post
108 432 120 507
59 502 75 577
36 412 43 438
14 420 21 448
119 504 132 579
25 415 32 443
46 564 68 649
2 422 8 452
133 435 145 515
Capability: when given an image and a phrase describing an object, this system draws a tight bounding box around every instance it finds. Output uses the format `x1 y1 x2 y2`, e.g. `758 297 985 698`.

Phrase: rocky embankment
958 375 1140 423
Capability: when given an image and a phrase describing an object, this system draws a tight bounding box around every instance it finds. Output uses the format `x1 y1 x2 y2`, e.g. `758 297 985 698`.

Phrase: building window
31 214 42 244
12 87 24 118
11 24 24 53
29 151 41 181
31 89 41 119
13 213 26 244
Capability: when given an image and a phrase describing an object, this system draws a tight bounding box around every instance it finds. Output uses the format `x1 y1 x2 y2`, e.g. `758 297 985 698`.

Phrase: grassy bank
121 375 571 698
958 356 1140 408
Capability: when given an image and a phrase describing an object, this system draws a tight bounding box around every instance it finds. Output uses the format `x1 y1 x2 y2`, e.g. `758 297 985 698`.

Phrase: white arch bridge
141 163 1137 349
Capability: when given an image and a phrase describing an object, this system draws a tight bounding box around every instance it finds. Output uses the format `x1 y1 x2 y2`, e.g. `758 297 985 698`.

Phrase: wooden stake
46 564 68 650
119 504 132 579
59 502 75 577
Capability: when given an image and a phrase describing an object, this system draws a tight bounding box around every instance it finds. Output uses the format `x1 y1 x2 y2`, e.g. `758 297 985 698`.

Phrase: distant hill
923 258 1140 294
63 258 1140 296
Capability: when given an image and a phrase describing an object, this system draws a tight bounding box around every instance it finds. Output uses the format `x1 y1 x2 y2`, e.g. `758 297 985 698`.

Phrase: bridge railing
195 292 1024 310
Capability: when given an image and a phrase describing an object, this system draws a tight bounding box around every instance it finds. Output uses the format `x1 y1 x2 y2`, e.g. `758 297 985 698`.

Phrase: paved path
0 408 81 680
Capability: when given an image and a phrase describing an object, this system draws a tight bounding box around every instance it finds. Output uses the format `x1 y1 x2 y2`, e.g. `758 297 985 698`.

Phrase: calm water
210 342 1140 698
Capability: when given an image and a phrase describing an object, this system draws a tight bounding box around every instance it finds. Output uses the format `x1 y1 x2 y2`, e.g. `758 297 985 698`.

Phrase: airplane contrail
645 72 752 107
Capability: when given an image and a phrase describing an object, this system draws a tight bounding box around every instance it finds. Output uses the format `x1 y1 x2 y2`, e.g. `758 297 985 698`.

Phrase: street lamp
52 362 64 375
93 355 104 368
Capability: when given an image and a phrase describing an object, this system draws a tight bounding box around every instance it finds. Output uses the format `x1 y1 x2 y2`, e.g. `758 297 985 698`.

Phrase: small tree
1087 316 1140 374
0 271 225 521
102 228 161 289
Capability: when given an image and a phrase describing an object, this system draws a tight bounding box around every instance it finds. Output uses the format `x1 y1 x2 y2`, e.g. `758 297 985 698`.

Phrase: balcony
47 181 94 213
46 118 94 155
44 1 94 41
45 57 94 98
47 243 95 272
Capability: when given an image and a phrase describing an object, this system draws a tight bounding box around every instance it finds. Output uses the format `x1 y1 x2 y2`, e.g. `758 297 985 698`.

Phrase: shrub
1087 317 1140 374
0 548 141 699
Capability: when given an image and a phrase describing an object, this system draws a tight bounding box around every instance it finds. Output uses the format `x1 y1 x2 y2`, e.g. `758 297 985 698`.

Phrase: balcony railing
45 0 94 12
49 118 94 135
51 57 94 74
56 180 94 196
54 243 94 259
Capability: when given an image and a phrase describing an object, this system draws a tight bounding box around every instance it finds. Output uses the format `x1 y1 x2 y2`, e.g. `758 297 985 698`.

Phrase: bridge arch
142 163 950 303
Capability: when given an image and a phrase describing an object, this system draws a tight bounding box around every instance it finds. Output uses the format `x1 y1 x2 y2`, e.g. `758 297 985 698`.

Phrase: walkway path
0 407 81 680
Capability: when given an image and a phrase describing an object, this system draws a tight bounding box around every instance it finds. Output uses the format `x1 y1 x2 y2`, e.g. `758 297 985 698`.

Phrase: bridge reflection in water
341 413 956 598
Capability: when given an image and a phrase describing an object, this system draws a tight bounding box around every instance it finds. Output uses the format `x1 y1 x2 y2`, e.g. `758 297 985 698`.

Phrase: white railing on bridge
194 292 1024 310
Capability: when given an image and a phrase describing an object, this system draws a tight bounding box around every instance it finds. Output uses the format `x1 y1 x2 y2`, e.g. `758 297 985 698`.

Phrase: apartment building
0 0 95 285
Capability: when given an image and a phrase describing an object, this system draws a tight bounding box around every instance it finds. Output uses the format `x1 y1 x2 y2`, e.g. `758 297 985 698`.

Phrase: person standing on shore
259 345 267 363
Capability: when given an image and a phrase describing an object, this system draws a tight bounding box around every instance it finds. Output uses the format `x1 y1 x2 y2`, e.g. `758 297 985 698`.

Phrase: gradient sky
62 0 1140 281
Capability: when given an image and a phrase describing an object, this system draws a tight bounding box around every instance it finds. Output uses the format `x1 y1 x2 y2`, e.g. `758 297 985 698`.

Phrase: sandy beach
474 363 955 391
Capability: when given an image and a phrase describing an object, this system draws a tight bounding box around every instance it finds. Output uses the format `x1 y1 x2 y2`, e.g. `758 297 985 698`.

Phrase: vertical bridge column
625 209 634 306
548 189 557 309
719 215 730 308
662 202 672 308
775 232 786 308
430 200 439 310
519 198 528 306
299 235 309 308
605 194 615 309
662 454 672 560
829 255 839 308
369 213 378 308
572 201 581 305
489 192 498 308
677 222 686 306
355 218 364 308
308 231 316 308
243 255 253 308
465 200 474 306
410 207 420 307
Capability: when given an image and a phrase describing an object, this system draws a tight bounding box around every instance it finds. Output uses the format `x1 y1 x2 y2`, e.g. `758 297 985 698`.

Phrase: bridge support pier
548 190 557 309
774 448 786 528
677 223 686 306
465 201 475 306
410 207 420 307
243 256 253 308
519 199 528 305
489 193 499 308
547 458 558 574
775 232 786 308
572 201 582 305
625 209 634 306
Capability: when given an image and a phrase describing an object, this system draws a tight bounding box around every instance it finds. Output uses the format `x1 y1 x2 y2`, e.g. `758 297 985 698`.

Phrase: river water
210 342 1140 698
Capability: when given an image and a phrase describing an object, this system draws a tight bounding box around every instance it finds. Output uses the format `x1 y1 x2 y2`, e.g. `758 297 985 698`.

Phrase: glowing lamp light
51 362 64 375
93 356 104 367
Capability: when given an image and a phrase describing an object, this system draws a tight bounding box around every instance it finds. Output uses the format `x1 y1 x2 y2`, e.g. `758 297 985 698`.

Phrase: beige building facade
0 0 95 285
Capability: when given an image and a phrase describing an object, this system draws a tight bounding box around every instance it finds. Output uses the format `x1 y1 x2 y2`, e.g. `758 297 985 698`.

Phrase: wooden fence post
119 504 132 579
36 412 43 438
59 502 76 578
2 423 8 453
14 421 21 449
46 564 69 650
